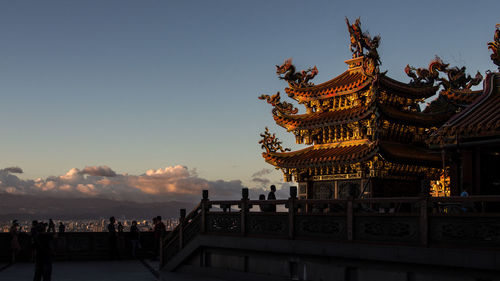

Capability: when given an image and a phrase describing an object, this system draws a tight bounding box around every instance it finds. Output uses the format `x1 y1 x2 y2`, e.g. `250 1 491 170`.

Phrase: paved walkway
0 260 157 281
0 260 227 281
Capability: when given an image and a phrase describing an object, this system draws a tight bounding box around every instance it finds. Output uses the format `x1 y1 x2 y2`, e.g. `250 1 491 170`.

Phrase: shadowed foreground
0 260 226 281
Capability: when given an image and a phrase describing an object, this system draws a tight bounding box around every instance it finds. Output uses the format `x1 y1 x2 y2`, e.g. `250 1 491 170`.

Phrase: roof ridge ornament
345 17 381 69
405 56 483 90
259 92 299 116
488 24 500 70
259 127 291 154
405 56 448 86
276 58 318 88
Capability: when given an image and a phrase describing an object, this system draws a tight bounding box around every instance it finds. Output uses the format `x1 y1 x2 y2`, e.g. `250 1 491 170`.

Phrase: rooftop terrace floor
0 260 225 281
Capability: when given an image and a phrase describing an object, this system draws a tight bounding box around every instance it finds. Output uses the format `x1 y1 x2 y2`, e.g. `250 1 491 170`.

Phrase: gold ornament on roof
275 58 318 88
259 92 298 115
405 56 448 86
405 56 482 90
259 127 291 154
345 17 381 67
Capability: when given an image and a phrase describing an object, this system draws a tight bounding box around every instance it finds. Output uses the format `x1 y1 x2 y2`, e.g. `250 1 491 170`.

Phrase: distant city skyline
1 1 499 203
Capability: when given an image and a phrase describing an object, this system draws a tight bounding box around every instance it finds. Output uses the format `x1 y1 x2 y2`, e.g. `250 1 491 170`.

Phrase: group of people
9 219 65 262
258 185 277 212
9 219 58 280
106 216 137 259
106 215 166 260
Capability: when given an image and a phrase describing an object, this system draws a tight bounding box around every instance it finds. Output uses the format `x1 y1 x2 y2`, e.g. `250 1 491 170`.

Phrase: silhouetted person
461 189 473 212
129 221 141 258
30 220 40 261
152 216 166 261
47 219 55 233
117 222 124 233
58 222 65 233
259 194 272 212
267 185 277 212
10 220 21 263
33 225 54 281
108 217 118 259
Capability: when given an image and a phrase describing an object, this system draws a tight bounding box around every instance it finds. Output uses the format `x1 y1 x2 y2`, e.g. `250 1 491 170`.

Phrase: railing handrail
206 196 500 206
163 202 201 245
160 189 500 269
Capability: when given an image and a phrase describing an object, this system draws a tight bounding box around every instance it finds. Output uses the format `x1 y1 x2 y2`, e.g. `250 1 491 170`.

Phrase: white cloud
0 165 249 203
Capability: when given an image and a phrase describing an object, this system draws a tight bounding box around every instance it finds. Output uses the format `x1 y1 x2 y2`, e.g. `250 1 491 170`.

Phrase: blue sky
0 0 498 195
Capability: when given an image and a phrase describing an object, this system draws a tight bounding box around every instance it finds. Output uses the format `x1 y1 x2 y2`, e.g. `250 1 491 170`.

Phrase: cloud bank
0 165 249 203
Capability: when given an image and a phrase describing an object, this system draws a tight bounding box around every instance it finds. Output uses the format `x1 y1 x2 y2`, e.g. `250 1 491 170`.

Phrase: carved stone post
201 190 209 234
240 188 249 236
419 198 428 247
288 186 297 239
179 208 186 249
347 198 354 241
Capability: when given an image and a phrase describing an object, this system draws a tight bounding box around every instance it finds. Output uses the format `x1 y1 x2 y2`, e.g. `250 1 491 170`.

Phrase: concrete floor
1 260 157 281
0 260 226 281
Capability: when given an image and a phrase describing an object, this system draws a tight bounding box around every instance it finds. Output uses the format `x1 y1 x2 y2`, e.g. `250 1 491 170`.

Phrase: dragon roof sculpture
488 24 500 70
275 58 318 88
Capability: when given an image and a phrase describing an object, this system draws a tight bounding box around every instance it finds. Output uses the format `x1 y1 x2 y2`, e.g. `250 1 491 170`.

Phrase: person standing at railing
152 216 166 261
107 217 118 260
9 220 21 263
129 221 141 258
47 219 55 233
58 222 65 233
267 185 277 212
460 189 469 197
259 194 270 212
33 223 54 281
460 189 473 212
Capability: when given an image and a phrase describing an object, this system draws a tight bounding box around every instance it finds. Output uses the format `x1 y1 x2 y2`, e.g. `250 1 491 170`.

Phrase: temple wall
166 235 500 281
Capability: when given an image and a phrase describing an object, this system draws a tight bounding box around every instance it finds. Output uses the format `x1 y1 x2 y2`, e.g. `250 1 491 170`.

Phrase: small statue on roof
406 56 482 90
259 127 290 154
439 67 483 90
259 92 298 115
276 58 318 88
488 24 500 70
405 56 449 86
345 17 381 66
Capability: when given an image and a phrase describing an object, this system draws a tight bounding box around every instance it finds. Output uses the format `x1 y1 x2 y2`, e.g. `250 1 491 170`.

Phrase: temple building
259 19 496 199
429 24 500 196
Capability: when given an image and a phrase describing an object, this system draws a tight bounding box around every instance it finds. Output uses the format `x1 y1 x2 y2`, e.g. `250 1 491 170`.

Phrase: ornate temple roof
440 89 483 104
430 73 500 143
284 69 439 104
377 103 452 127
263 140 441 169
272 101 450 131
263 140 376 168
378 75 439 99
273 102 374 131
285 69 371 102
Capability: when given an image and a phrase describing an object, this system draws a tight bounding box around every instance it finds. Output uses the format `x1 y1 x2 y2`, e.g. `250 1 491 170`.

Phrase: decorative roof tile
263 140 441 169
274 103 374 131
430 73 500 143
440 89 483 104
263 140 376 168
378 75 439 99
285 70 371 102
378 104 453 127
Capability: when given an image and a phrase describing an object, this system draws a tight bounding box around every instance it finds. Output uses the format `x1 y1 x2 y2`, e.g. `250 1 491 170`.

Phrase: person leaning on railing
267 185 277 212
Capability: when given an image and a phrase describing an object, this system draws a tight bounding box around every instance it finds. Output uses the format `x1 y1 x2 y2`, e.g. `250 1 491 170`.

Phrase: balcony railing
160 187 500 268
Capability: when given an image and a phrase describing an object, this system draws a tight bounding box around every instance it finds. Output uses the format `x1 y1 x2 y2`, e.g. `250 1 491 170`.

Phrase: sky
0 0 498 203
